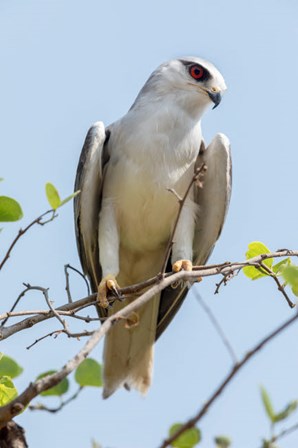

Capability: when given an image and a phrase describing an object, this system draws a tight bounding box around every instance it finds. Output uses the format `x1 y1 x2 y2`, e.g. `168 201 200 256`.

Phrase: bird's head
134 57 226 117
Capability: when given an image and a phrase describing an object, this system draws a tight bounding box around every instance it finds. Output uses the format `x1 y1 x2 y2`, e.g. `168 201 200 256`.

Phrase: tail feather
102 293 160 398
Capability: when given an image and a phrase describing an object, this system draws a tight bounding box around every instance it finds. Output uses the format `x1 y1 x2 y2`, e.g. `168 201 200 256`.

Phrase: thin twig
26 329 93 349
159 312 298 448
0 209 56 272
269 421 298 444
160 163 207 274
64 264 73 303
0 308 100 322
0 284 33 328
194 288 237 364
29 386 83 413
64 264 90 303
259 261 295 308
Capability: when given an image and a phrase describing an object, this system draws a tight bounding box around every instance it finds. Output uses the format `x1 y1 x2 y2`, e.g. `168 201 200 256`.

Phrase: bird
74 56 232 399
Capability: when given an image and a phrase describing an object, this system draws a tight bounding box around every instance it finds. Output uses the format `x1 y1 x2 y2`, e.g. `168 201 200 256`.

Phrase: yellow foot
172 259 193 272
97 275 120 308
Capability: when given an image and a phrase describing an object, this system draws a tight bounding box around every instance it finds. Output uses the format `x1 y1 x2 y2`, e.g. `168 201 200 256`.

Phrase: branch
269 421 298 444
259 261 294 308
159 311 298 448
160 162 207 274
0 249 297 430
194 288 237 364
1 250 298 341
0 269 219 426
0 209 56 272
28 386 83 413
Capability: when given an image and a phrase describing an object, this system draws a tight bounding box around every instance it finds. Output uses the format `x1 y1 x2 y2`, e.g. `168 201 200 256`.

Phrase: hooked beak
208 90 222 109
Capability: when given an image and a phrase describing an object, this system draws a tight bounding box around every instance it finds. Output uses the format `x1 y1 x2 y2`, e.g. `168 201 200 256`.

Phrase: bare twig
0 209 56 272
0 308 100 322
160 163 207 274
0 284 34 328
26 329 94 350
194 288 237 364
1 250 298 341
64 264 90 303
29 386 83 413
159 311 298 448
269 421 298 444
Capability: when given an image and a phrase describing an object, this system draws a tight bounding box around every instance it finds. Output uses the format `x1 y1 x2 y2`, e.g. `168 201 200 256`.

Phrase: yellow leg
97 274 120 308
172 259 193 272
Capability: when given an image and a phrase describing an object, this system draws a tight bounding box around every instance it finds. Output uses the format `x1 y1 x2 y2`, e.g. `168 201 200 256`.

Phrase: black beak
208 91 222 109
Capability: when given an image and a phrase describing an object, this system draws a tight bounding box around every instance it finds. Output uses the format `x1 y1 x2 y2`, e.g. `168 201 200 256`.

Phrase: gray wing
74 121 110 293
156 133 232 339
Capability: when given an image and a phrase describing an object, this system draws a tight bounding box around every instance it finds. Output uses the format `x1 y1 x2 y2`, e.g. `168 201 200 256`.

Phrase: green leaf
272 258 291 275
75 358 102 387
214 436 232 448
0 196 23 222
282 265 298 297
36 370 69 396
59 190 80 207
0 355 23 379
45 183 61 210
169 424 201 447
260 386 275 423
243 242 272 280
0 376 18 406
274 400 298 423
91 440 102 448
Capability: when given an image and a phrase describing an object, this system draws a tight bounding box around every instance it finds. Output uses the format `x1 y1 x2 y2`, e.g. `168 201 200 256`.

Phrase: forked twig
0 209 56 272
160 163 207 274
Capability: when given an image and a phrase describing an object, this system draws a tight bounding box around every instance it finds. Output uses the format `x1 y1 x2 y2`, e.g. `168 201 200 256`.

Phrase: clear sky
1 0 298 447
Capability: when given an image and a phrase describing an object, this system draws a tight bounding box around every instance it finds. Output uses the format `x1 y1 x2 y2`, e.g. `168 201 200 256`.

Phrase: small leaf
0 376 18 406
45 183 61 210
274 400 298 423
214 436 232 448
282 265 298 297
91 440 102 448
169 424 201 447
59 190 80 207
36 370 69 396
272 258 291 275
0 196 23 222
75 358 102 387
0 355 23 379
243 242 272 280
260 386 275 423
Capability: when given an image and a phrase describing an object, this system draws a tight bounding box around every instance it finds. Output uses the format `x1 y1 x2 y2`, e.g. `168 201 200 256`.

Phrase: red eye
189 65 204 80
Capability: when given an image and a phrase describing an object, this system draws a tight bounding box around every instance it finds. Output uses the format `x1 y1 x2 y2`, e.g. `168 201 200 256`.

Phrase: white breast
102 102 202 252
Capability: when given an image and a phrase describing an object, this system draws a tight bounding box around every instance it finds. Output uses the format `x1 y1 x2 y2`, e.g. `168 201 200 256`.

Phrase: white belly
107 155 196 252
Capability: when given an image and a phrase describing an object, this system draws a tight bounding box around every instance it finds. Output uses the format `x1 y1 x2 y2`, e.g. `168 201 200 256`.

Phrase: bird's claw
172 259 193 272
97 275 120 308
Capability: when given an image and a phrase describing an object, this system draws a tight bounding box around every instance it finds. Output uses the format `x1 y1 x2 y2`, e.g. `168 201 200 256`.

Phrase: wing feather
156 133 232 339
74 121 110 293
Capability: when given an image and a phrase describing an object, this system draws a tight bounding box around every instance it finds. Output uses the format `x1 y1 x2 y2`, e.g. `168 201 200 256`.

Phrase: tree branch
1 250 297 341
194 288 238 364
0 209 56 272
159 311 298 448
160 162 207 274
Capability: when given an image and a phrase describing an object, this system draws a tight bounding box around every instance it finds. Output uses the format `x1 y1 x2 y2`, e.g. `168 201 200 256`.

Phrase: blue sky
1 0 298 447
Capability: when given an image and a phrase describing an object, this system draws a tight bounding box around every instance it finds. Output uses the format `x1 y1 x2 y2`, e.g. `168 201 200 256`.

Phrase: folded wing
156 133 232 339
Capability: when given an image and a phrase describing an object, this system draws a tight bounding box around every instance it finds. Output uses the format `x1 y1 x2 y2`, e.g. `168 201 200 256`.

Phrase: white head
131 57 227 117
